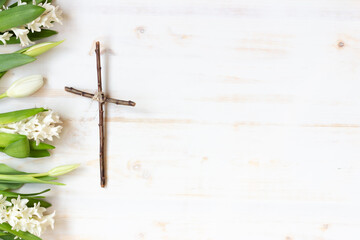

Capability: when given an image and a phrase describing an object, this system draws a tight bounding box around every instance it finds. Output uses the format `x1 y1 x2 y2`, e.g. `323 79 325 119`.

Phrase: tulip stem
0 93 7 100
27 173 48 178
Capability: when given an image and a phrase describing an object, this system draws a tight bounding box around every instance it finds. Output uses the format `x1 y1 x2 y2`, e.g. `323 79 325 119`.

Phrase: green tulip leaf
3 138 30 158
0 0 7 7
0 53 36 72
0 163 75 190
0 174 64 185
0 231 11 236
0 223 41 240
0 71 5 80
25 197 51 208
0 108 46 124
5 197 51 208
29 150 50 158
0 5 45 31
0 163 26 175
36 176 57 181
0 182 24 191
0 233 16 240
0 188 50 197
0 133 26 148
0 189 52 207
0 40 62 80
29 140 55 150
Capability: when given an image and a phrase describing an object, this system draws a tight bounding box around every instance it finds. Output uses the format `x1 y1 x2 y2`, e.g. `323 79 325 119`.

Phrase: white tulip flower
0 75 44 99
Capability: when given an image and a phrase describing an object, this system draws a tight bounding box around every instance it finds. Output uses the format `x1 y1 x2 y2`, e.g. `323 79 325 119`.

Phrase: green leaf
0 164 69 189
0 71 5 80
29 141 55 150
0 165 27 190
28 29 58 41
0 133 26 148
0 0 7 7
0 40 62 80
0 182 23 191
1 196 51 208
0 234 16 240
0 189 51 208
0 174 64 185
0 108 46 124
0 189 52 209
0 163 26 175
29 149 50 158
0 188 50 197
0 29 58 45
0 53 36 72
0 223 41 240
3 138 30 158
36 175 57 181
0 5 45 32
25 197 51 208
0 231 11 236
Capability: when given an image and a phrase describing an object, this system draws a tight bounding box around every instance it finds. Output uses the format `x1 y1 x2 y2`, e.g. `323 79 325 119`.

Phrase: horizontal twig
64 86 136 107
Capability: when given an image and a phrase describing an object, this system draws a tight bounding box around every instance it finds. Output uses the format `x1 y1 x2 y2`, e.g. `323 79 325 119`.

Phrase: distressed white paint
1 0 360 239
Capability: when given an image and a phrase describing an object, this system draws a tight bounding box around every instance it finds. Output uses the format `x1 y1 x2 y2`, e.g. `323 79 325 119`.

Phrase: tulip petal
6 74 44 98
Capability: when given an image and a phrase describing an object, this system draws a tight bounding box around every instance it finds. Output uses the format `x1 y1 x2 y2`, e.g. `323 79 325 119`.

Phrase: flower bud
6 75 44 98
21 40 64 57
48 164 80 177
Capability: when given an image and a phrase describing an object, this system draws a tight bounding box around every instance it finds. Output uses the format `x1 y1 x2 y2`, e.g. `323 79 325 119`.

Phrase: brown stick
64 87 136 107
65 42 136 188
95 42 106 188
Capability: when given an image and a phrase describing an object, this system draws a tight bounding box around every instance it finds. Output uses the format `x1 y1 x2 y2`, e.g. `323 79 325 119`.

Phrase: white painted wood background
1 0 360 239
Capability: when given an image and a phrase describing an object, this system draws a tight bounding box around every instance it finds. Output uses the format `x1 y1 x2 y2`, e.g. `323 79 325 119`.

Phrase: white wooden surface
2 0 360 239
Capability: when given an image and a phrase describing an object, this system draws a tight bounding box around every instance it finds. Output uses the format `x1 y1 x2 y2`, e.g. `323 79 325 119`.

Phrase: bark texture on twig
96 41 106 188
64 41 136 188
64 87 136 106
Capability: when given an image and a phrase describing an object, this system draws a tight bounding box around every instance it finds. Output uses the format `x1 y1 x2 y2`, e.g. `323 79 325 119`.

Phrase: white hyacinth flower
11 27 33 47
0 195 55 237
27 2 63 32
3 75 44 99
16 0 26 6
0 109 63 145
0 1 62 46
0 32 13 45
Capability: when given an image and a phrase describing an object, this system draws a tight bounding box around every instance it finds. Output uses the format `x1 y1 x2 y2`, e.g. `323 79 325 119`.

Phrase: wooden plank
1 0 360 239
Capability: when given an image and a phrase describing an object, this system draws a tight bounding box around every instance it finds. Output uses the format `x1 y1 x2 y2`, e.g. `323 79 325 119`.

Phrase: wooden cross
65 41 136 188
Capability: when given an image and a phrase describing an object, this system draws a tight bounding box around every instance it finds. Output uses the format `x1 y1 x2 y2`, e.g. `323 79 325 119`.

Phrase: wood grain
1 0 360 239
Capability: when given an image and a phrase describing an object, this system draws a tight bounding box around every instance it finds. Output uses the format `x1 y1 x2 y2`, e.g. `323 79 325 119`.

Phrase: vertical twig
65 42 137 188
95 41 106 188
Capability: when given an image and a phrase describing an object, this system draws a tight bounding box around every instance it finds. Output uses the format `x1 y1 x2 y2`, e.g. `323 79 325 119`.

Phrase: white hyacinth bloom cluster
0 0 62 46
0 110 62 145
0 195 55 237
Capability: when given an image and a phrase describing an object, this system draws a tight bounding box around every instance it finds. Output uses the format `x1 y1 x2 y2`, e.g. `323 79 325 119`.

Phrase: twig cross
65 41 136 188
